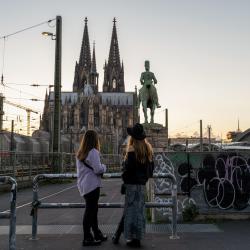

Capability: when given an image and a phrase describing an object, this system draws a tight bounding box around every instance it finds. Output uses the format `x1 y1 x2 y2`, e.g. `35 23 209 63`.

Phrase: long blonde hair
125 136 153 164
76 130 100 161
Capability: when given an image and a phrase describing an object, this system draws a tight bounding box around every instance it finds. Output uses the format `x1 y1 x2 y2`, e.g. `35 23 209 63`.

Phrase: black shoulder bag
82 160 94 171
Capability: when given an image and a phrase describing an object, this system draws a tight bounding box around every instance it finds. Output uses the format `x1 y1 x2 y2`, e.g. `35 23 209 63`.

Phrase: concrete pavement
1 179 250 250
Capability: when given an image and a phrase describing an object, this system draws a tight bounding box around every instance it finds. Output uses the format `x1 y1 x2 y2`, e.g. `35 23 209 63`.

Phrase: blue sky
0 0 250 138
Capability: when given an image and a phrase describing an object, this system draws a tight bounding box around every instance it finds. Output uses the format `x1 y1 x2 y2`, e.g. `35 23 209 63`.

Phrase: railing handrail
0 176 17 250
31 172 178 241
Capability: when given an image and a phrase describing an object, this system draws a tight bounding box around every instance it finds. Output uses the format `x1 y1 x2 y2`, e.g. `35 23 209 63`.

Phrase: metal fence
0 176 17 250
30 173 179 241
0 152 123 182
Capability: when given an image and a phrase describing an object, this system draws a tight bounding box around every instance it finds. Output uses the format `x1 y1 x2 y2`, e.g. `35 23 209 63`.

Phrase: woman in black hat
116 123 154 247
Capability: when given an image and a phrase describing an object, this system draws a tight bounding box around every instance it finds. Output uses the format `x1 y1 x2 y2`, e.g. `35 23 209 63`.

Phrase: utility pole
116 127 119 154
52 16 62 172
10 120 15 151
165 108 168 149
0 94 4 131
208 125 211 151
200 120 203 152
70 128 73 153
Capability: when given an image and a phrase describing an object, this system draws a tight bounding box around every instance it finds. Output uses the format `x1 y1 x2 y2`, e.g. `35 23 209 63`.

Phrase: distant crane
3 98 39 136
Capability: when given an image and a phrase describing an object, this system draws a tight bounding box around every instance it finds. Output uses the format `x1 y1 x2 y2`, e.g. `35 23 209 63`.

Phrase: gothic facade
40 18 138 153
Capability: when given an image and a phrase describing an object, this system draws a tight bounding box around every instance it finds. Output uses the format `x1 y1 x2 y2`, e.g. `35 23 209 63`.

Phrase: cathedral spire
103 18 125 92
108 18 121 67
90 41 99 93
79 17 91 69
91 41 97 73
73 18 92 92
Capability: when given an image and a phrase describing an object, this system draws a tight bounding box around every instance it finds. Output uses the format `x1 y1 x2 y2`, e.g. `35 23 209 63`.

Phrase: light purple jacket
76 148 107 196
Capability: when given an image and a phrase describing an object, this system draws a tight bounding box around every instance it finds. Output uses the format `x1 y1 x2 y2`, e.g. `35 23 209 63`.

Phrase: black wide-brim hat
127 123 146 140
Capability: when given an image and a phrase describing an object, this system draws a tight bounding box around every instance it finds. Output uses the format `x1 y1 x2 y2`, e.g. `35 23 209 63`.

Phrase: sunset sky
0 0 250 138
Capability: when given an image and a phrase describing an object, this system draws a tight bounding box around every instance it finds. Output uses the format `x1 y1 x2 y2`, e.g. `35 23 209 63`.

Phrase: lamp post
42 16 62 172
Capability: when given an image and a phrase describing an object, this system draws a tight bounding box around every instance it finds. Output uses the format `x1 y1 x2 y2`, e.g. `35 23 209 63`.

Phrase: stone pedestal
143 123 169 222
143 123 168 152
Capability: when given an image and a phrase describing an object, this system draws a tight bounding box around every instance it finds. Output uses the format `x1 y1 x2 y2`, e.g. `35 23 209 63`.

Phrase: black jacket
122 151 154 185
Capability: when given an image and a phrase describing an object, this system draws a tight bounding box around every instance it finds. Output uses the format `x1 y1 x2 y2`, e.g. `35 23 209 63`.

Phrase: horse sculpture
138 60 161 124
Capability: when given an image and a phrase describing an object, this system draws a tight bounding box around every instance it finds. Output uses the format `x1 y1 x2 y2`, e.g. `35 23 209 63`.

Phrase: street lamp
42 32 56 40
42 16 62 172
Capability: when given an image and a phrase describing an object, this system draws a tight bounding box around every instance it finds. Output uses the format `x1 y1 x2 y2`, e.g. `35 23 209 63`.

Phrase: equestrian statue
137 60 161 124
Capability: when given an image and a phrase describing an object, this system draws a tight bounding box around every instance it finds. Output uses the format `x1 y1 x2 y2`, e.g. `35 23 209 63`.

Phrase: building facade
40 18 139 153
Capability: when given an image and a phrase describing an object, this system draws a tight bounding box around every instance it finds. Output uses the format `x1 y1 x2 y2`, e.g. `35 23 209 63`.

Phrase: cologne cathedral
40 18 139 153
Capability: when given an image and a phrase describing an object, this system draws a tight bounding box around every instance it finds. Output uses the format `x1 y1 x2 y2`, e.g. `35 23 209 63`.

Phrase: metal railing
0 152 122 180
0 176 17 250
31 173 179 240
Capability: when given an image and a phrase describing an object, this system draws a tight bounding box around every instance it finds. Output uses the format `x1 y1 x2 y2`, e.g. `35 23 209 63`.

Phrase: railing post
170 182 179 239
9 179 17 250
29 154 32 181
31 177 39 240
0 176 17 250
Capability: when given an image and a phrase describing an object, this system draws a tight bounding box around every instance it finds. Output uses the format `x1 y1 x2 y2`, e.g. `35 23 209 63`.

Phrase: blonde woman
122 123 154 247
76 130 107 246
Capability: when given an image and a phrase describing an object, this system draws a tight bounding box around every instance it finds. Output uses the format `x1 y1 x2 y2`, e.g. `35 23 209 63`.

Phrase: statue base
142 123 168 152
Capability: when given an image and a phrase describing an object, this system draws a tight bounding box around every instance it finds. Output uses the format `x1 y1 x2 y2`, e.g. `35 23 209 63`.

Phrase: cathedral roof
100 92 134 106
49 92 78 105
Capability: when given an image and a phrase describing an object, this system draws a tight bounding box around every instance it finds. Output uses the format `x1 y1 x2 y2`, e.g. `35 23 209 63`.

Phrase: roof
49 92 78 105
100 92 134 106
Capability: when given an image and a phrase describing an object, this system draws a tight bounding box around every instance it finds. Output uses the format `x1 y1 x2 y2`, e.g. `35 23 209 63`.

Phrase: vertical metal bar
187 152 191 198
52 16 62 173
200 120 203 152
170 182 179 239
31 180 39 240
27 111 30 136
10 120 14 151
208 125 211 151
165 108 168 149
0 93 4 131
29 154 32 181
9 180 17 250
13 152 16 178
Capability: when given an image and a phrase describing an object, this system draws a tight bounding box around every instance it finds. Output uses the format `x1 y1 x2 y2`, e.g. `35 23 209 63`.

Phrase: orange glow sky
0 0 250 138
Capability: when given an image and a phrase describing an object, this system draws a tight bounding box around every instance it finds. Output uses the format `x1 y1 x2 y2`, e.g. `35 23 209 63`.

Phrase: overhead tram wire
4 84 44 100
0 19 56 40
5 97 43 101
0 18 56 87
5 82 53 87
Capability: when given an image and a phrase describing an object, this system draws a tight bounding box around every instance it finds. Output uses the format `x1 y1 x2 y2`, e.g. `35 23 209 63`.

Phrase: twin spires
73 17 124 93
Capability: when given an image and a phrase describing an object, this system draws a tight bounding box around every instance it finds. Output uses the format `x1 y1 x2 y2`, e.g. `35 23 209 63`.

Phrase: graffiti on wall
177 153 250 210
198 154 250 210
153 153 196 219
154 152 250 218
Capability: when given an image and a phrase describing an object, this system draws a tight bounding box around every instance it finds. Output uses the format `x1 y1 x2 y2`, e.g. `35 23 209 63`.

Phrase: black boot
112 231 121 244
112 215 124 244
94 229 108 242
82 233 101 246
126 239 141 248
